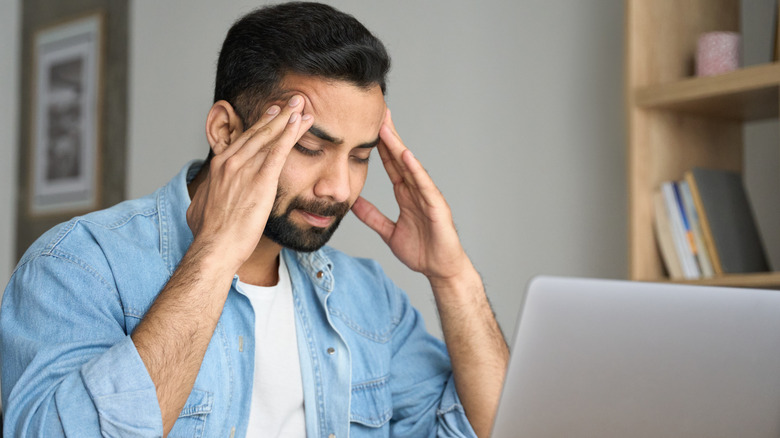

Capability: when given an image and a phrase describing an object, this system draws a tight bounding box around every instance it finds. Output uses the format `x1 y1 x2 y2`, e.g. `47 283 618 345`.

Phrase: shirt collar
159 160 200 273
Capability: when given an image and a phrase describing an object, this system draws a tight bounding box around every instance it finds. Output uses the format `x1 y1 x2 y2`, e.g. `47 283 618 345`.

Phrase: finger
255 110 314 179
217 103 283 160
380 110 416 182
351 196 396 244
379 123 418 191
400 148 443 206
377 138 403 184
232 95 306 163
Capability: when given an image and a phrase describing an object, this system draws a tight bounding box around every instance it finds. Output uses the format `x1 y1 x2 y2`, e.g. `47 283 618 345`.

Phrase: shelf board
633 63 780 121
651 272 780 289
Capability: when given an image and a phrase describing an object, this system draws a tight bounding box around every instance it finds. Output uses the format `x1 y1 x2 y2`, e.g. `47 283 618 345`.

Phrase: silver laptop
492 276 780 438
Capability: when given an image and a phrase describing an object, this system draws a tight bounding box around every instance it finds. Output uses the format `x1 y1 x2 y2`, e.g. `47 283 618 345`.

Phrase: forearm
131 239 235 436
430 262 509 438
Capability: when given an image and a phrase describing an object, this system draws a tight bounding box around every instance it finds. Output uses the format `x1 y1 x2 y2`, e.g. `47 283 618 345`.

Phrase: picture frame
29 13 103 215
16 0 128 262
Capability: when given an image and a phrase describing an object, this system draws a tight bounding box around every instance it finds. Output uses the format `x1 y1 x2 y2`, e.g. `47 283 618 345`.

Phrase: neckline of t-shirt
236 256 291 296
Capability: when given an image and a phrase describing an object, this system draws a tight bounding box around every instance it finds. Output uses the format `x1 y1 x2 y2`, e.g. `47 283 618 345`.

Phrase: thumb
352 197 394 244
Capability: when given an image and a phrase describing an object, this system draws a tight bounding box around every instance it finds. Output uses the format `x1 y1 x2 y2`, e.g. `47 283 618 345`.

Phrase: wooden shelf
652 272 780 289
634 63 780 121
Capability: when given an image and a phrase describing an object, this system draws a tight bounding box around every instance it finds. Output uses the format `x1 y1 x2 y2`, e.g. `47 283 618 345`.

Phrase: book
661 182 701 279
653 190 684 280
678 180 715 278
684 168 770 274
672 182 701 274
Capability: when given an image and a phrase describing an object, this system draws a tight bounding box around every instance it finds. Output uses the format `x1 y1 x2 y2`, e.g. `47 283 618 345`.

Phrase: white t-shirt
237 256 306 437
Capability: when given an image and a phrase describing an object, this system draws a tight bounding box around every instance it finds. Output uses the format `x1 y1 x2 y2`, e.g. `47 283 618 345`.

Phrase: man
1 2 508 437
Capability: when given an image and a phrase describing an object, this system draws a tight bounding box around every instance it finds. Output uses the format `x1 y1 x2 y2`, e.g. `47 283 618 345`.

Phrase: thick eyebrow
308 124 380 149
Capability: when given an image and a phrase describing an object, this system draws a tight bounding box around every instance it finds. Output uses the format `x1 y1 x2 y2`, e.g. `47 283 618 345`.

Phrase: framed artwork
16 0 128 262
30 14 102 215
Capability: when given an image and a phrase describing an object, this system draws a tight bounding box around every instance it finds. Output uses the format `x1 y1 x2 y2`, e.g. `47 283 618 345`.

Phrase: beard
263 189 351 252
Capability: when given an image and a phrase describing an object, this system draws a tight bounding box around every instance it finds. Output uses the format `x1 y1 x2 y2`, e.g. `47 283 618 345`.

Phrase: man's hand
187 96 314 274
351 109 470 284
135 96 313 437
352 108 508 438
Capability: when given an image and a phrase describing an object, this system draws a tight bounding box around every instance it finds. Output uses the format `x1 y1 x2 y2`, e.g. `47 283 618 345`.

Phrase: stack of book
653 167 770 280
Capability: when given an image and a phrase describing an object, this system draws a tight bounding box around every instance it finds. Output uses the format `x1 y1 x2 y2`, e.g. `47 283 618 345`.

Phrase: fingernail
289 113 300 123
301 114 313 121
266 105 280 115
289 96 302 107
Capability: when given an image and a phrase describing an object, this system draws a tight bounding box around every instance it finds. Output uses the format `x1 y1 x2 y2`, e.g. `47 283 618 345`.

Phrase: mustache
284 196 350 218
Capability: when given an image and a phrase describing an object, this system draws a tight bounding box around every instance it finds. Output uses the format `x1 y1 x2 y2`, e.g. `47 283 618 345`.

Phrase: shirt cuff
81 335 163 437
436 373 478 438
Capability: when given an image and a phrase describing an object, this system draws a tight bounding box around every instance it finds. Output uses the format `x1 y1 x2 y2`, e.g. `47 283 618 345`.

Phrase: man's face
261 74 387 251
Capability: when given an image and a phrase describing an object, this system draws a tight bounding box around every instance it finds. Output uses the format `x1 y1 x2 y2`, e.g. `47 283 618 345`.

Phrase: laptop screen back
492 276 780 438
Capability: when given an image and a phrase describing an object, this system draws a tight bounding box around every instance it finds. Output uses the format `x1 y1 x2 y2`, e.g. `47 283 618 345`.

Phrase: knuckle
212 154 228 168
252 125 274 140
223 155 243 173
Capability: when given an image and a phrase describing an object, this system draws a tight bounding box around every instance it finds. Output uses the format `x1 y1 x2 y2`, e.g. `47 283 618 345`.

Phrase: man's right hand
186 95 314 273
133 95 313 437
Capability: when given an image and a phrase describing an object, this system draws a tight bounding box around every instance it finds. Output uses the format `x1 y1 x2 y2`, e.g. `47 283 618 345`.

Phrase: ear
205 100 244 156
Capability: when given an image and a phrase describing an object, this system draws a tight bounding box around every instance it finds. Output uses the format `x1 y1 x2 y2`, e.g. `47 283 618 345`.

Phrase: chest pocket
168 388 213 438
350 376 392 433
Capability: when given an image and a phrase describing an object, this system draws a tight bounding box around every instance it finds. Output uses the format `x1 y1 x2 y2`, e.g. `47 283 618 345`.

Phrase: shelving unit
626 0 780 288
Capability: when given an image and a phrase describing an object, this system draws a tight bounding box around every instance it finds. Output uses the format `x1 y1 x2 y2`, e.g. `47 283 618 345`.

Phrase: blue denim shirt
1 161 476 438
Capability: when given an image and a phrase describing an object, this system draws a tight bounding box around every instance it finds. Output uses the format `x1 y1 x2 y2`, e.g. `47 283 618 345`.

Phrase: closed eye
351 154 371 164
294 143 322 157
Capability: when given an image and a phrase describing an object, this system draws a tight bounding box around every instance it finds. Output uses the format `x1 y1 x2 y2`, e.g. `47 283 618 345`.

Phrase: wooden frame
16 0 128 262
626 0 780 288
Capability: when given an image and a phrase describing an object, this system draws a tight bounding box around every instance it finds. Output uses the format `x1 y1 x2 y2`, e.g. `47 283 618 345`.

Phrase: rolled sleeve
436 373 478 438
386 279 477 438
0 251 163 437
82 335 162 437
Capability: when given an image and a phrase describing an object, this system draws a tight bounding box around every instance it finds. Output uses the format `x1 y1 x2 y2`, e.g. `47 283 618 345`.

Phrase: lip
296 210 335 228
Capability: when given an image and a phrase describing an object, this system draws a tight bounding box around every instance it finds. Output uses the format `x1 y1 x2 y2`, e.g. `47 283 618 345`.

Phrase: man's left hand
351 108 471 284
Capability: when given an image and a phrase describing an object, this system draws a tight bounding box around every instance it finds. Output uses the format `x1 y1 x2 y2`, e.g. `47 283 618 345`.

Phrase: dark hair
213 1 390 138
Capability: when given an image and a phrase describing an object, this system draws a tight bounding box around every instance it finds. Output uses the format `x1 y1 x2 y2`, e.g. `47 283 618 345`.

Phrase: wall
6 1 777 340
0 0 20 292
743 0 780 270
129 0 628 338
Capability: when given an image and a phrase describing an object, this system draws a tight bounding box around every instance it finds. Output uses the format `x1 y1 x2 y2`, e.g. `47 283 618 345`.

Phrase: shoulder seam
38 207 158 257
16 250 121 309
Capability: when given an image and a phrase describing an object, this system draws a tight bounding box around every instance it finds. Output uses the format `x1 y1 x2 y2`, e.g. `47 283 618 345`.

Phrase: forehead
276 73 386 144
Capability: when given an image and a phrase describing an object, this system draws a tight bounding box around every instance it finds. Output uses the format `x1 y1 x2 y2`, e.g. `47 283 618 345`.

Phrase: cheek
279 155 316 194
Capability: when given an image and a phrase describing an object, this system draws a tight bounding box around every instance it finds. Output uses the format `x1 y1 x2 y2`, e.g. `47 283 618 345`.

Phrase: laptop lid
491 276 780 438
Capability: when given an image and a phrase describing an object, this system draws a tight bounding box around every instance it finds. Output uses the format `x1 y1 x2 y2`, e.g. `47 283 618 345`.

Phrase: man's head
206 2 391 252
214 1 390 133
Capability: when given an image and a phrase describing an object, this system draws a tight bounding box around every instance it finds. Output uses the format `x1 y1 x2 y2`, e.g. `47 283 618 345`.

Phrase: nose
313 158 351 203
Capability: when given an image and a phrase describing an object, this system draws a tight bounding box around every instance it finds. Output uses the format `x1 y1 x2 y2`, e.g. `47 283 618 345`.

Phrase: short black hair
214 1 391 130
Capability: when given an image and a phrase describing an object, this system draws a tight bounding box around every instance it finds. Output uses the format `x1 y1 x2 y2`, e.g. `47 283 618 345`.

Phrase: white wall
129 0 628 337
0 0 20 292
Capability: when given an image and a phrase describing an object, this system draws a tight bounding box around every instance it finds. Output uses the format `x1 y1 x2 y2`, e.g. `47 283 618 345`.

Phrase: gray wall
3 0 779 340
128 0 628 338
0 0 20 291
1 0 777 352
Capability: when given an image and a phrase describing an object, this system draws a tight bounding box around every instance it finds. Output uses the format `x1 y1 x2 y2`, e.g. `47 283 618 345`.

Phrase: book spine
662 182 700 279
679 180 714 278
684 171 723 275
654 190 684 279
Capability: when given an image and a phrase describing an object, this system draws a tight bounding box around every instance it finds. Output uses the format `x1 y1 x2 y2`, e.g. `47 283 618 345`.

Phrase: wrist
427 258 482 299
187 236 244 280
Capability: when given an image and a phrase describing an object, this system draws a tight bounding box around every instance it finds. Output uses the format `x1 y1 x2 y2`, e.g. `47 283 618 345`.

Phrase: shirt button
316 271 324 279
327 347 335 355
